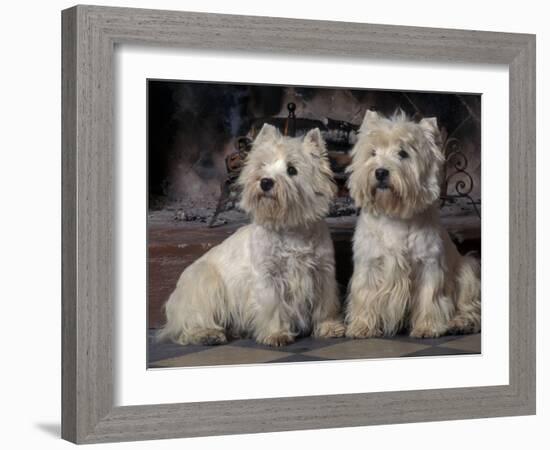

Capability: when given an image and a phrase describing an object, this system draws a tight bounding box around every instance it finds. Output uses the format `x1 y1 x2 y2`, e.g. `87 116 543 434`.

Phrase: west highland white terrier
345 110 481 338
158 124 345 347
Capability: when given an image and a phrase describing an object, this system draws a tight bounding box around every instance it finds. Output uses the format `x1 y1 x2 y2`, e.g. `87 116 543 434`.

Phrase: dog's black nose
260 177 274 192
375 168 389 181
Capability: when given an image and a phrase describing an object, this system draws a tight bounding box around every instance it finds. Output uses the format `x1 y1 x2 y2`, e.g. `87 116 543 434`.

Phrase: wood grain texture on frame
61 5 536 444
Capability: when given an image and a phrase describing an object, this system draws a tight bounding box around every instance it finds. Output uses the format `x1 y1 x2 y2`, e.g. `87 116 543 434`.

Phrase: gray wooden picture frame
61 5 536 444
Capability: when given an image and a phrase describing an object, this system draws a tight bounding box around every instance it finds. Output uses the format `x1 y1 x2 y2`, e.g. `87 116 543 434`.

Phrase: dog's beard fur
240 177 329 229
359 160 437 219
238 126 336 229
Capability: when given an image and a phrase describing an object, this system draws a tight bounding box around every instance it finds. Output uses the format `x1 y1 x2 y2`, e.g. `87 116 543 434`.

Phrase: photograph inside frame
147 80 482 369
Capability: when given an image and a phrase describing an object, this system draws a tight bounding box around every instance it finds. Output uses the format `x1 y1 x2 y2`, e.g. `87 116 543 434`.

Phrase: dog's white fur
345 110 481 338
158 124 345 347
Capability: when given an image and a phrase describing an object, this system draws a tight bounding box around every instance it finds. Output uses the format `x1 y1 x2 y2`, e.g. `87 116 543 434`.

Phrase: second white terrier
345 110 481 338
158 124 345 347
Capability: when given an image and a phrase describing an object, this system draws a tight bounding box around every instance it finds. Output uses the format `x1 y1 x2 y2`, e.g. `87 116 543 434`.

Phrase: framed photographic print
62 5 536 444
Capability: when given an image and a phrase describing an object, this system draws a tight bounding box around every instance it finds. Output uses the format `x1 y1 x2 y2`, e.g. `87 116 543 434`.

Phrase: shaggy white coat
345 110 481 338
158 124 345 346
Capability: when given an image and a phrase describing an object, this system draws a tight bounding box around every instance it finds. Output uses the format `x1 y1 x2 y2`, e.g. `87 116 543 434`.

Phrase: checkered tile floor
148 330 481 368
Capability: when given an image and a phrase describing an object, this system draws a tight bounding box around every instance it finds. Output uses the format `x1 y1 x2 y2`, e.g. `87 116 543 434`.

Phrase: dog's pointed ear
360 109 381 132
419 117 438 134
420 117 444 154
419 117 445 205
303 128 327 157
253 123 280 147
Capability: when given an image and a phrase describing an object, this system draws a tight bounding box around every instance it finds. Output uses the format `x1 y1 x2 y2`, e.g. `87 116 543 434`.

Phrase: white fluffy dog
345 110 481 339
158 124 345 347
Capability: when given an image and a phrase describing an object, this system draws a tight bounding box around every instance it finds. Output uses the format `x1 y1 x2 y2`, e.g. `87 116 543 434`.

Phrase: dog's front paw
409 325 442 339
314 320 346 338
191 328 228 345
259 333 294 347
345 320 381 339
447 316 480 335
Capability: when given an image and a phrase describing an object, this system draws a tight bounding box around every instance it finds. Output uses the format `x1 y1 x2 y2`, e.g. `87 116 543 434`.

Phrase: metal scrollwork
441 137 481 218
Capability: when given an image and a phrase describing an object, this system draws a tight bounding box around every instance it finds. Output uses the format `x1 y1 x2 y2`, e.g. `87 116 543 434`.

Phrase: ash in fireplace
329 196 357 218
149 193 358 231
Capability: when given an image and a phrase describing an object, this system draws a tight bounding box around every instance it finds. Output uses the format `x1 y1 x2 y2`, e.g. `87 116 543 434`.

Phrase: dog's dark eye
371 149 377 156
398 149 409 159
287 165 298 176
